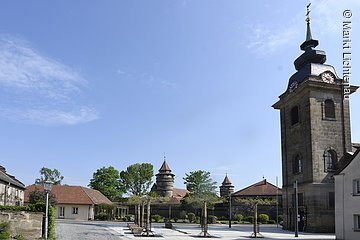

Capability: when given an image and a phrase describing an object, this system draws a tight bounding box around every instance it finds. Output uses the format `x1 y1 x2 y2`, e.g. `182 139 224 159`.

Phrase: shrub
125 214 135 222
187 213 196 223
0 222 11 240
234 214 243 222
95 212 108 221
244 216 254 223
207 215 217 224
259 214 269 224
152 214 163 223
48 205 56 240
179 211 187 220
268 220 276 224
195 216 200 224
277 215 283 222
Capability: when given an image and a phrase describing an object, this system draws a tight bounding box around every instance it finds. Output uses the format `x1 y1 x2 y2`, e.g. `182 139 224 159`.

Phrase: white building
0 166 25 206
335 148 360 240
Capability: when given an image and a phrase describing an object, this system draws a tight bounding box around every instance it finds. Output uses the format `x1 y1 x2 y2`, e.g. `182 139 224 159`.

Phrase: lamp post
228 193 232 228
294 180 299 238
44 180 53 240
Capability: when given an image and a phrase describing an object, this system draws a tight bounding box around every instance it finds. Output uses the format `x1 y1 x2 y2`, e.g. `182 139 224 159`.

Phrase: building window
291 106 299 125
72 207 78 214
329 192 335 209
293 154 302 174
353 179 360 196
324 149 337 172
324 99 335 119
354 215 360 232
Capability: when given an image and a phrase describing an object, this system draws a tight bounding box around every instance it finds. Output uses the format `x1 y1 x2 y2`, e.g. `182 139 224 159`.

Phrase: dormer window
324 99 335 119
291 106 299 125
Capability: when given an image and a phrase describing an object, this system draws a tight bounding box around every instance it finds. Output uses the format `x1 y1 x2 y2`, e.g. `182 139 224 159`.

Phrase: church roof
353 143 360 152
232 179 281 197
335 148 360 175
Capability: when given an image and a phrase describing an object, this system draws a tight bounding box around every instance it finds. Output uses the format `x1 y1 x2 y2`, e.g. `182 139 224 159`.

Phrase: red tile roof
24 185 112 205
232 179 282 197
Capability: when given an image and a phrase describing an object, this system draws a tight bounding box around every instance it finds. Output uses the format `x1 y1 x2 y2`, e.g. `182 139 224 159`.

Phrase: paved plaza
56 219 335 240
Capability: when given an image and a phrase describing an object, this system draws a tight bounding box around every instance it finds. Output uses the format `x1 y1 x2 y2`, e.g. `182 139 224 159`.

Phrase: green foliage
207 215 217 224
183 170 217 195
0 222 11 239
95 212 109 221
122 214 134 222
28 188 57 206
48 205 55 240
278 215 283 222
89 166 124 201
152 214 163 223
234 213 243 222
244 216 254 223
187 213 196 223
268 219 276 224
0 203 44 212
179 211 187 219
35 167 63 185
195 216 200 224
258 213 269 223
119 163 154 196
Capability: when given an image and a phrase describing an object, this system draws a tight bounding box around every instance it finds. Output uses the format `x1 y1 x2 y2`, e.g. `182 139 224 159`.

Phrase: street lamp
44 180 53 240
293 180 299 238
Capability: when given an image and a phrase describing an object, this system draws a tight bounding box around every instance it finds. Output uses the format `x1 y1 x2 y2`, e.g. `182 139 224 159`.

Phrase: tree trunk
204 201 208 237
253 203 258 237
141 202 145 227
146 200 151 236
137 204 141 226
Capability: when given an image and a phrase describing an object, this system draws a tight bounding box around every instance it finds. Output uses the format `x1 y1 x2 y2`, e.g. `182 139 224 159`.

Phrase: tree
183 170 217 196
119 163 154 196
89 166 124 201
28 188 57 206
35 167 64 185
182 170 219 237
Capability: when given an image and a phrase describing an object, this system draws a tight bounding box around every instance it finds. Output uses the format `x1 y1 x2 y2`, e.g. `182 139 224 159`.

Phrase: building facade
335 148 360 240
25 185 113 220
273 16 358 232
0 166 25 206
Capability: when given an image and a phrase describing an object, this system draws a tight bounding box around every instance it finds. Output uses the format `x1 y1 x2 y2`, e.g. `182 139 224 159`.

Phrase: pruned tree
28 188 57 206
35 167 64 185
235 198 276 238
89 166 124 201
182 170 219 237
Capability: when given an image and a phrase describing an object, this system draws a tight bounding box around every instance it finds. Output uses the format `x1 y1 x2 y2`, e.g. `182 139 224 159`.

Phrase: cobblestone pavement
55 220 336 240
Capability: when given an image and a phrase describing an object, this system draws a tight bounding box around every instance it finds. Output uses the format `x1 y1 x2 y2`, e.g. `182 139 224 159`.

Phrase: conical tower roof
156 160 174 176
222 175 233 186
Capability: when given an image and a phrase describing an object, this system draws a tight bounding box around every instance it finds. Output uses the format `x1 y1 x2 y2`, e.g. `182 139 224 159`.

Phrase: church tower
219 174 234 197
273 6 358 233
155 159 175 197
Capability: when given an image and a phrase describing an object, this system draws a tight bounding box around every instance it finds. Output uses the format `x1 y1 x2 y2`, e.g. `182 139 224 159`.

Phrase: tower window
324 149 337 172
293 154 302 174
324 99 335 119
291 106 299 125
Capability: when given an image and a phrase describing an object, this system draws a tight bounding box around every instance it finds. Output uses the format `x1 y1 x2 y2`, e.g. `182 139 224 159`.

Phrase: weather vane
306 2 311 23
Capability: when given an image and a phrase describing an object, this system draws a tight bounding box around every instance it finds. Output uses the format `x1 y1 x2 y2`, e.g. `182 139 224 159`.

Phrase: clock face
321 72 335 83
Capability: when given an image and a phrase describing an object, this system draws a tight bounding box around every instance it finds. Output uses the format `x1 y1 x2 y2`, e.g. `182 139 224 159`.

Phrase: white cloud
245 0 360 56
0 35 98 125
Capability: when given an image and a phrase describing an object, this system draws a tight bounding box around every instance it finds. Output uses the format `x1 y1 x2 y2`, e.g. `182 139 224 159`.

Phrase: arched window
324 149 337 172
291 106 299 125
293 154 302 174
324 99 335 119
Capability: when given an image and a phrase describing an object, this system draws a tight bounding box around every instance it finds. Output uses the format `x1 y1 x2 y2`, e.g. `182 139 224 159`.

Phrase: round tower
219 174 234 197
155 159 175 197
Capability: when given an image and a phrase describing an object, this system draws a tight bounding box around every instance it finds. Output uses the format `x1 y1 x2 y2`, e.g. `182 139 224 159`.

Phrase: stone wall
0 211 43 239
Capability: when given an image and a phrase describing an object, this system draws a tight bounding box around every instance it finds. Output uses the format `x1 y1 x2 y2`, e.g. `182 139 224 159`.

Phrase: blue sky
0 0 359 192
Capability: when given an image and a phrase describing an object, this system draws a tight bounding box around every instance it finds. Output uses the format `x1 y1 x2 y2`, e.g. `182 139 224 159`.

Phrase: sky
0 0 359 193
